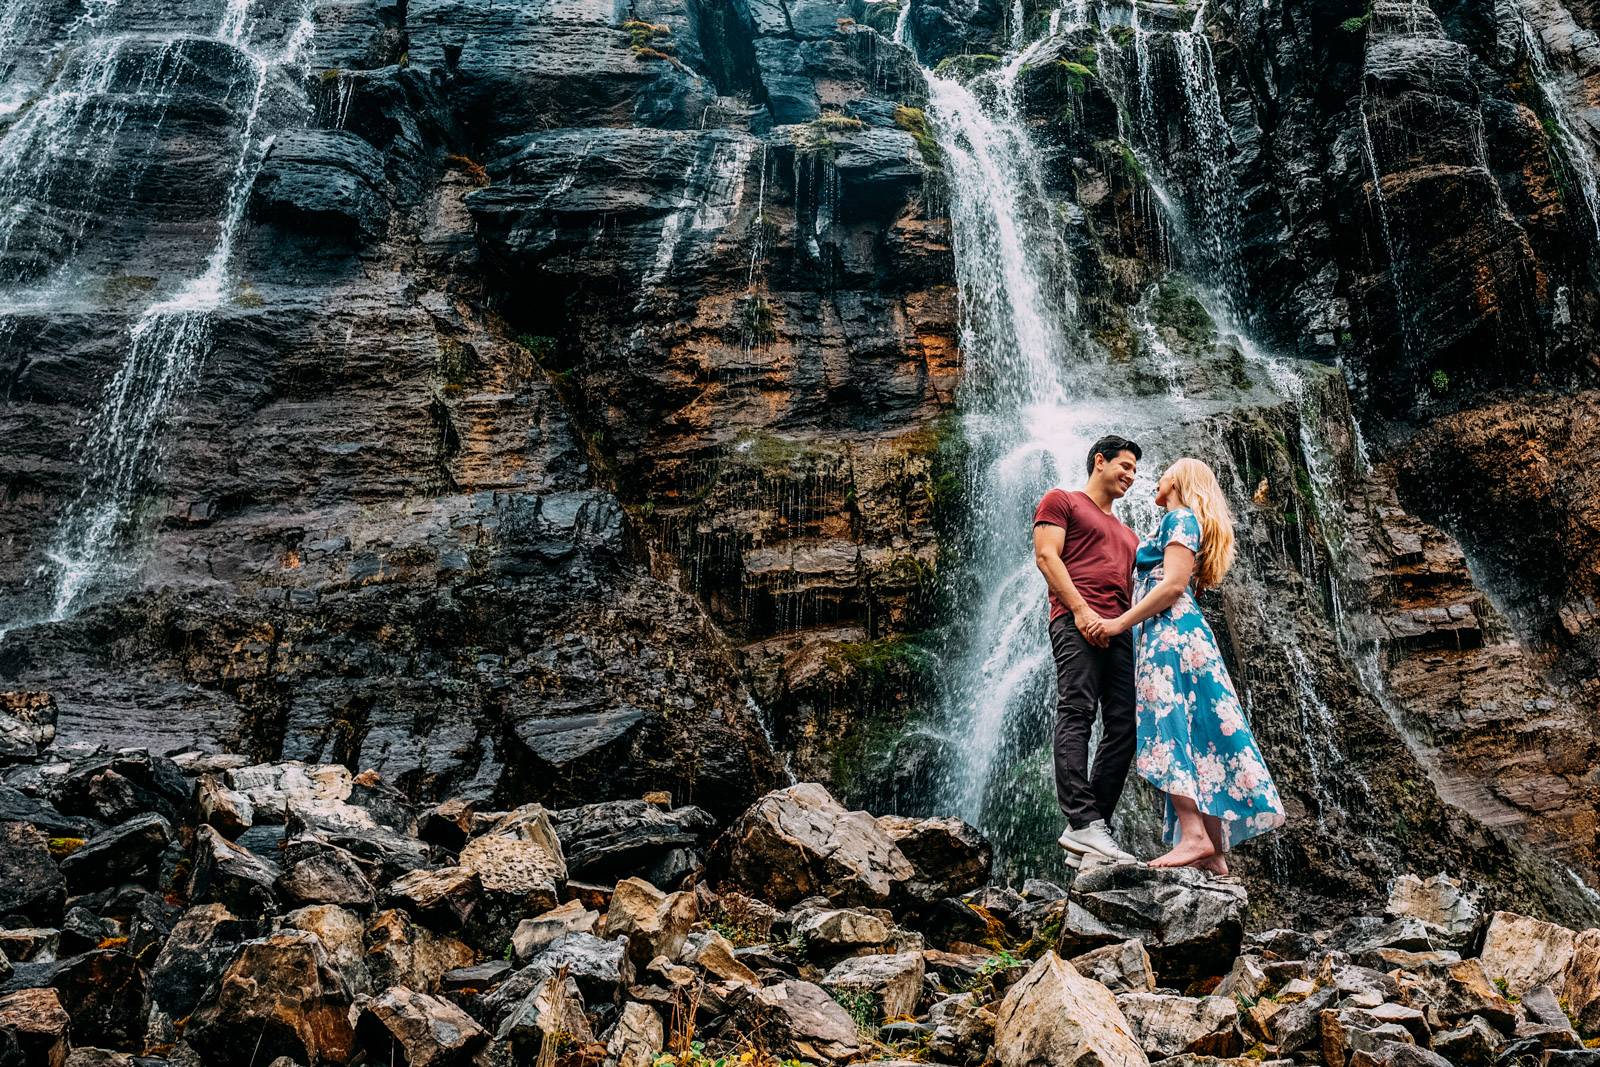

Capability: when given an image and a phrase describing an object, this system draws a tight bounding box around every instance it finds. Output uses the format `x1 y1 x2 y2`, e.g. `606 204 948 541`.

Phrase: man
1032 434 1142 866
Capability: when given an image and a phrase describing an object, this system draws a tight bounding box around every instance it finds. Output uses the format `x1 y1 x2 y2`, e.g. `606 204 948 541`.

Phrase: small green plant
1429 368 1450 394
812 111 866 132
828 988 880 1034
1118 141 1147 182
1339 12 1370 32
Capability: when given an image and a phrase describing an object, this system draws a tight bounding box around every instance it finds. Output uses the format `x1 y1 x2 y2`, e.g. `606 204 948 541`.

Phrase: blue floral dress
1133 508 1285 849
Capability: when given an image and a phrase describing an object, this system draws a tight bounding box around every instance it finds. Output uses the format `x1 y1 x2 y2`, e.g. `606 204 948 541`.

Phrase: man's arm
1033 523 1110 648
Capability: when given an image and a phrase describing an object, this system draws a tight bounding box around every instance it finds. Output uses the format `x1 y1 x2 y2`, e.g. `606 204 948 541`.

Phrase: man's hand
1073 606 1110 647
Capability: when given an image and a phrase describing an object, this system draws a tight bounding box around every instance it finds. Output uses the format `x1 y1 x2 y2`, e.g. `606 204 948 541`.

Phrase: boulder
385 867 479 930
363 909 475 994
57 754 189 826
228 763 354 823
1384 874 1479 947
1430 1015 1504 1065
1116 992 1241 1058
551 800 716 888
195 774 254 838
1068 939 1157 993
1517 983 1581 1047
279 905 372 995
1397 958 1516 1027
1321 1007 1421 1067
459 805 567 921
511 899 598 962
8 950 148 1050
284 802 429 884
1215 954 1271 999
148 904 261 1017
1061 859 1247 985
755 979 865 1062
496 973 593 1054
994 953 1149 1067
440 960 512 993
682 930 759 987
710 783 914 907
56 814 172 894
184 931 355 1065
0 692 57 762
795 907 892 951
605 877 695 969
1567 928 1600 1034
418 799 477 851
276 837 376 910
354 986 488 1066
188 825 278 918
0 822 64 925
603 1001 663 1067
0 786 91 839
874 815 991 900
821 951 925 1022
0 987 70 1067
927 990 995 1063
1478 910 1576 996
527 932 629 1003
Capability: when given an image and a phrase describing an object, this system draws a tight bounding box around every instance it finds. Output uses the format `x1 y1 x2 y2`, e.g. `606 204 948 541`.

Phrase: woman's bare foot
1147 839 1217 868
1191 855 1229 876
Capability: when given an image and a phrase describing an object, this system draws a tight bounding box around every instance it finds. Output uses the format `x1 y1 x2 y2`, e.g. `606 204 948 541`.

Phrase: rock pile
1 742 1597 1067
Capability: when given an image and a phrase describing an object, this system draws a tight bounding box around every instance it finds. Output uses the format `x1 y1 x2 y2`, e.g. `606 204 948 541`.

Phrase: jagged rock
710 784 914 908
187 824 278 918
874 815 991 900
149 904 259 1017
1215 954 1271 999
0 787 90 839
1566 928 1600 1034
440 960 511 993
228 763 353 824
184 931 354 1065
511 899 598 962
994 953 1149 1067
56 908 113 958
0 929 56 964
4 950 148 1050
755 979 864 1063
459 805 567 922
822 950 924 1022
1061 859 1247 985
1516 983 1581 1047
0 987 70 1067
1321 1007 1421 1067
0 693 57 762
1478 910 1577 996
1271 986 1341 1052
363 909 474 995
276 836 376 910
1384 874 1479 947
1069 939 1157 993
1117 993 1242 1058
525 932 629 1003
0 821 64 925
922 949 988 986
195 774 254 838
354 986 488 1066
284 801 428 884
1327 916 1438 956
605 877 695 969
927 990 994 1062
603 1001 663 1067
796 907 892 951
385 867 479 930
279 905 371 995
551 800 716 889
682 930 759 987
1431 1015 1503 1065
58 754 189 826
418 799 476 851
57 813 172 894
495 973 592 1054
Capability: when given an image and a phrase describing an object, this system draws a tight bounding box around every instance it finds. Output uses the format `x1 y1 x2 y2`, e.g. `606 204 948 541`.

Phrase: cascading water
0 0 319 628
1515 1 1600 247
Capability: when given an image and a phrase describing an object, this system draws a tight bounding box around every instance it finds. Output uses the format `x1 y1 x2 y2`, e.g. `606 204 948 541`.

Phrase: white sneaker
1057 819 1136 863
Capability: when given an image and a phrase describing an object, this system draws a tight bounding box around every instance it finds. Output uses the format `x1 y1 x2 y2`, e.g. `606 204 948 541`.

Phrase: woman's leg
1194 814 1229 875
1148 793 1218 867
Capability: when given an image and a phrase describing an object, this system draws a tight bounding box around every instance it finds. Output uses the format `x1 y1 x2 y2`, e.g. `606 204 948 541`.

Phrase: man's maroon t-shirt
1033 488 1139 621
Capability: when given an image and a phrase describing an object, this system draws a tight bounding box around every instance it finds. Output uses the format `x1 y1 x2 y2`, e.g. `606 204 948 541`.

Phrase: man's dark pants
1049 614 1137 830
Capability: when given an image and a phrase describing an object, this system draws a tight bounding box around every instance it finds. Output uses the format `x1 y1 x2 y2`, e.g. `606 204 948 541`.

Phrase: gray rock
354 985 488 1066
149 904 260 1017
384 866 479 930
0 821 65 925
1068 939 1157 993
1062 859 1248 985
994 954 1150 1067
603 1001 663 1067
755 979 865 1063
276 836 376 910
822 951 925 1022
187 824 278 919
511 899 598 962
195 774 254 838
605 877 695 970
1116 992 1242 1058
0 694 57 762
250 130 390 242
1430 1015 1504 1066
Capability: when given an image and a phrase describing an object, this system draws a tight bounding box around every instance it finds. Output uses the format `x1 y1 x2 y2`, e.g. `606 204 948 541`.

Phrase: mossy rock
934 53 1003 81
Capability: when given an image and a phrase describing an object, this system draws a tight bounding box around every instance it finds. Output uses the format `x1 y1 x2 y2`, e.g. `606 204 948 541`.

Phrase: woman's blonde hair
1168 457 1236 591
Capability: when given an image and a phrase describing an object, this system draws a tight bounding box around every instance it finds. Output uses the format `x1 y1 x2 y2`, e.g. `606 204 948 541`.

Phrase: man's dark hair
1086 434 1142 475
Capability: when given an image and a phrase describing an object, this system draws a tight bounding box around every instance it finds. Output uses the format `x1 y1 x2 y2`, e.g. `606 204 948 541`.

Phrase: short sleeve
1162 509 1202 553
1033 489 1072 530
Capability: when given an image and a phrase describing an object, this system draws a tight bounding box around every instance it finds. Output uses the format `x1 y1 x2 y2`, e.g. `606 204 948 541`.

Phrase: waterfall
15 0 318 624
1515 1 1600 247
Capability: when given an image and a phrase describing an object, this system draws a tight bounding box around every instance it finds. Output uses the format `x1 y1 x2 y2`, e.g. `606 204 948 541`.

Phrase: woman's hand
1101 613 1132 637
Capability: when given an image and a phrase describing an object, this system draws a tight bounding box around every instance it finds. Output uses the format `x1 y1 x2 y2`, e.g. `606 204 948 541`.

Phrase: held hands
1075 607 1132 646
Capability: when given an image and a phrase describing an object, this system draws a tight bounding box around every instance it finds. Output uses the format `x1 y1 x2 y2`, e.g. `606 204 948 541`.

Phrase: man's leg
1089 629 1138 824
1051 615 1107 829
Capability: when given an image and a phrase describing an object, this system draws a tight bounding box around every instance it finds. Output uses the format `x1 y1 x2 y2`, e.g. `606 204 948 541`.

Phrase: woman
1099 458 1284 872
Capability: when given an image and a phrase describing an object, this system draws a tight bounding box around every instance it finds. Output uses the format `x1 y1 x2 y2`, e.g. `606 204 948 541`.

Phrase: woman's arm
1106 541 1194 634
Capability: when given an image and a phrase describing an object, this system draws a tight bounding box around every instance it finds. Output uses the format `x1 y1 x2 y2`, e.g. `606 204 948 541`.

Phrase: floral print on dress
1132 508 1286 849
